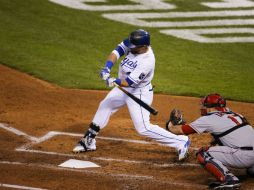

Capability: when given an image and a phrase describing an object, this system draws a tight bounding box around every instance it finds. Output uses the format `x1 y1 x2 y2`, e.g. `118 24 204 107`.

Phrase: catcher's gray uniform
190 111 254 180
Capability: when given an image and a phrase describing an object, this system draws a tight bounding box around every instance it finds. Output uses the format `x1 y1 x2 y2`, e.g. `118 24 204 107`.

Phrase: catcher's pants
208 146 254 173
92 85 188 150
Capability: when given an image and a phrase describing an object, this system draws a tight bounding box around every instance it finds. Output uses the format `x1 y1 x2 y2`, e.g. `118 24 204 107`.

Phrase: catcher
166 93 254 190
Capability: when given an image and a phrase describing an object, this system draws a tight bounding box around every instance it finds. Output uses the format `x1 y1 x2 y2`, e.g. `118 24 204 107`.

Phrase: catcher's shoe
178 139 190 161
209 180 241 190
73 136 96 153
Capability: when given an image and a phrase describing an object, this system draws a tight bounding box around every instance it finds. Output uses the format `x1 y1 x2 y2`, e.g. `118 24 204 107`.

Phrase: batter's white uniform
190 111 254 175
92 40 189 150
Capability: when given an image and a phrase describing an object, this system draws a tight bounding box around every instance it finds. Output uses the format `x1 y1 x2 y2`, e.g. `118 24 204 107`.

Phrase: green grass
0 0 254 102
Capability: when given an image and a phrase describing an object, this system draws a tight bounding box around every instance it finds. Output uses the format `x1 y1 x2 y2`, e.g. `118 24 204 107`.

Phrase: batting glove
106 77 116 87
100 67 110 81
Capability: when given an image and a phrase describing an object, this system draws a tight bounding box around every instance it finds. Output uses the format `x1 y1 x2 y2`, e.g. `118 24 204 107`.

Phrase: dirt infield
0 64 254 190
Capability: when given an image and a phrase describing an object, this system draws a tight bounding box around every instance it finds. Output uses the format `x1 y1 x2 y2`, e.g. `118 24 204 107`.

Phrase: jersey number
227 114 241 125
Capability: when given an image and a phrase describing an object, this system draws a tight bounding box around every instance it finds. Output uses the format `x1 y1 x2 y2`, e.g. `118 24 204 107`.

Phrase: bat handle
114 83 158 116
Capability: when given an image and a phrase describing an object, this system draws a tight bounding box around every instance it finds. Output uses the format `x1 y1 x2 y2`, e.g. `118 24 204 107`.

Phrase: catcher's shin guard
73 123 100 153
197 147 228 182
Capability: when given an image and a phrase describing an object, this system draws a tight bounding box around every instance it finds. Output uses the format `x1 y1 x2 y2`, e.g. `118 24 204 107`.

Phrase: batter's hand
100 67 110 81
106 77 116 87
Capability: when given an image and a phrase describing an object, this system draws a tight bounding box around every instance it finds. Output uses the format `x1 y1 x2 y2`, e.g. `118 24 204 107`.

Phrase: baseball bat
115 84 158 115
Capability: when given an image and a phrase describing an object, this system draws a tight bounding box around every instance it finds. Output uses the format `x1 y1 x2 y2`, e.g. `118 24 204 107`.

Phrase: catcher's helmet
200 93 226 116
202 93 226 108
128 29 150 49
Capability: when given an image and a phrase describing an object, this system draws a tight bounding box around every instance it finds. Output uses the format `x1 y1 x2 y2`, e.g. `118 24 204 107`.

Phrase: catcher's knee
196 146 210 165
196 147 226 182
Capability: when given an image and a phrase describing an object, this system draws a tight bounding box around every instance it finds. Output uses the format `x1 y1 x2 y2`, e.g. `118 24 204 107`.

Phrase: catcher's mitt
165 109 185 130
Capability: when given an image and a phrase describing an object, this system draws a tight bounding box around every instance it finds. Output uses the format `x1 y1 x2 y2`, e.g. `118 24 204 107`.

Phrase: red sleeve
181 124 196 135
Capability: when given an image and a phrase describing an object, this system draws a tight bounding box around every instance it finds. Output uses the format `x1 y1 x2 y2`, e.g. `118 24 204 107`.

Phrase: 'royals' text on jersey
112 39 155 88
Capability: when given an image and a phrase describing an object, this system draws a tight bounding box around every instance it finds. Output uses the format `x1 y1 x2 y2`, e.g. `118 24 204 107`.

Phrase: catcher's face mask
200 96 209 116
200 105 208 116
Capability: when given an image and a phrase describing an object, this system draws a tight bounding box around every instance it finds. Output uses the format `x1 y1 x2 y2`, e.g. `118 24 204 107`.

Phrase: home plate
59 159 100 169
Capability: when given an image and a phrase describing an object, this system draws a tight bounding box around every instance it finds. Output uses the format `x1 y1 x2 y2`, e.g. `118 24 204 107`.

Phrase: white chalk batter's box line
0 183 48 190
0 123 208 189
0 123 199 168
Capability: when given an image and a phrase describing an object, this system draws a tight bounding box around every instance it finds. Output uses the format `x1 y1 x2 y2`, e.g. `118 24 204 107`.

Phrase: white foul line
0 183 48 190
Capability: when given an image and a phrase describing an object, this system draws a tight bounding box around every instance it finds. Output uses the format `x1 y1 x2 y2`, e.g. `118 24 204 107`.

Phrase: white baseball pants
208 146 254 169
92 85 188 150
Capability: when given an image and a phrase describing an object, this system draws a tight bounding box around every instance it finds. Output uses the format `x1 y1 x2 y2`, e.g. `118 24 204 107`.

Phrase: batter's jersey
189 111 254 148
112 39 155 89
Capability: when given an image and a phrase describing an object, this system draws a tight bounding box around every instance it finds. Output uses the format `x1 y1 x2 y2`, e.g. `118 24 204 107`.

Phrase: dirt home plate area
0 64 253 190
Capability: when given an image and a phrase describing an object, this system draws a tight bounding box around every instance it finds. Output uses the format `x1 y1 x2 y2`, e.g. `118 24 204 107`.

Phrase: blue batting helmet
128 29 150 49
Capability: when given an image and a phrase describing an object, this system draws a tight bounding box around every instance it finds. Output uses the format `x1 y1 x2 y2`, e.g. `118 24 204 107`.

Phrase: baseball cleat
73 137 96 153
178 139 190 161
209 180 241 190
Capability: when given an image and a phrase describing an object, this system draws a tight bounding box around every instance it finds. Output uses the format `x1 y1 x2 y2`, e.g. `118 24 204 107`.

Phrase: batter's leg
126 90 190 160
73 87 126 153
92 87 126 129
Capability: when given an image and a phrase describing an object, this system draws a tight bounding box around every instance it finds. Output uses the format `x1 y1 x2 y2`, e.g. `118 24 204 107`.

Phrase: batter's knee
98 98 109 108
133 121 151 136
134 127 147 136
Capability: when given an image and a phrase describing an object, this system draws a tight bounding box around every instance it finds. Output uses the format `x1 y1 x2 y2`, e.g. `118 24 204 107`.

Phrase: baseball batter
73 29 190 161
167 93 254 189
